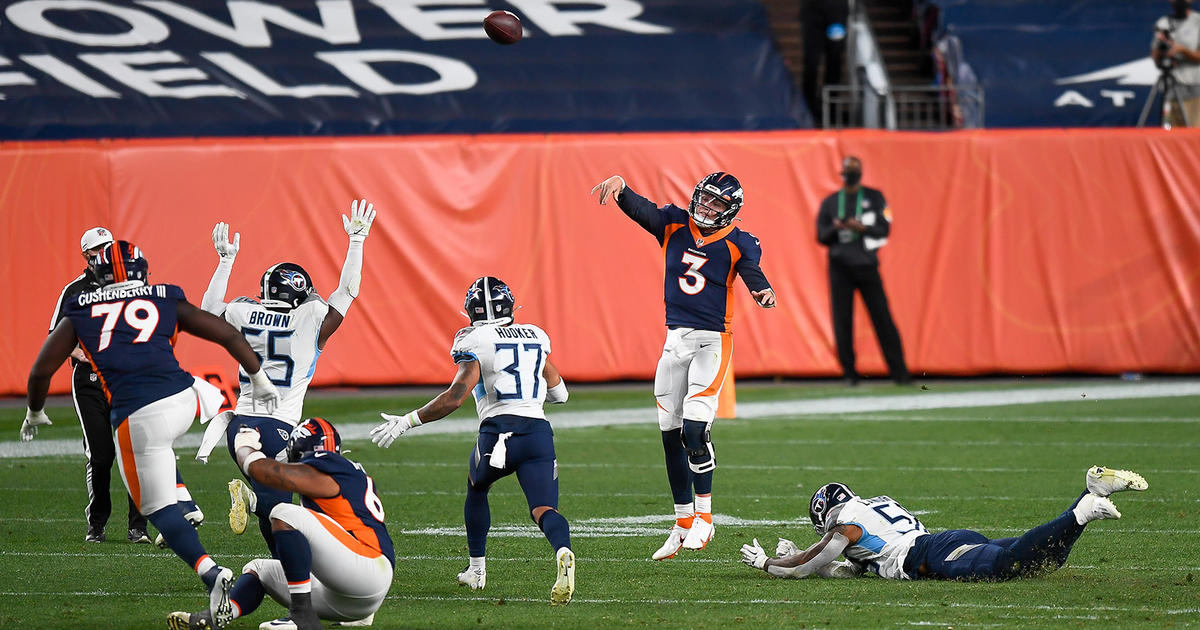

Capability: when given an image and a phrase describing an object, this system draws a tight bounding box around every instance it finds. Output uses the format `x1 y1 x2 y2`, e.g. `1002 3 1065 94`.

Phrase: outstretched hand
343 198 377 242
590 175 626 205
752 288 776 308
212 222 240 261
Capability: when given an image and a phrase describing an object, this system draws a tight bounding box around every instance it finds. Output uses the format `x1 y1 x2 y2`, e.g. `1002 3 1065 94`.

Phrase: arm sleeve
735 235 772 292
450 327 480 364
327 239 364 316
862 191 891 239
764 533 850 579
615 186 668 242
816 196 839 245
200 259 234 315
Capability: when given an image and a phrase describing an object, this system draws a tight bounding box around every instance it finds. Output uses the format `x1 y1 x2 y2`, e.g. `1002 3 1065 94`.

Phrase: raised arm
177 300 279 413
200 222 240 315
319 198 377 349
233 427 339 498
370 360 481 447
590 175 667 240
741 524 862 579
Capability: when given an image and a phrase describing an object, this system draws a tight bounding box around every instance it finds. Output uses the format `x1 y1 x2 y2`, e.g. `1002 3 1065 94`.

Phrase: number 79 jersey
832 495 929 580
451 323 551 422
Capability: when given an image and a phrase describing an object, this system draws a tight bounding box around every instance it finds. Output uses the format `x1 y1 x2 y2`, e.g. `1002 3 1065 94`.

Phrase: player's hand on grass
20 408 52 442
233 426 262 452
212 222 240 261
741 538 768 570
590 175 626 205
371 411 422 448
343 198 377 243
752 288 776 308
776 537 800 557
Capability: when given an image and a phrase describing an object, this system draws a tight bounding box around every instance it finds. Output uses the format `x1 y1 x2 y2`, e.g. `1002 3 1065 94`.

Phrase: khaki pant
1167 95 1200 127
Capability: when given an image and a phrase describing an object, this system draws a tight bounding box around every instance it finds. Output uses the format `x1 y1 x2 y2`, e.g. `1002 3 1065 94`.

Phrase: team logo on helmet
280 269 308 291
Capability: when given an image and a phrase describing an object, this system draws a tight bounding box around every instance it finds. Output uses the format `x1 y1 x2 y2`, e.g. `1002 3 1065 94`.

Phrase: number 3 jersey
828 496 929 580
451 323 551 422
617 186 771 333
222 295 329 426
60 283 195 425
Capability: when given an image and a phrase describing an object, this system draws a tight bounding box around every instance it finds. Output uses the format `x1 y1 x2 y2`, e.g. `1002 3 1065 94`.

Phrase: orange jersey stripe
309 508 382 559
310 495 383 555
116 420 140 507
691 333 733 399
77 343 113 403
723 240 742 333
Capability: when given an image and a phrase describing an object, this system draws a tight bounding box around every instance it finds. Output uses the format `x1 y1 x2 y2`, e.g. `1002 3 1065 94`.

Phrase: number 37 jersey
451 323 551 422
832 496 929 580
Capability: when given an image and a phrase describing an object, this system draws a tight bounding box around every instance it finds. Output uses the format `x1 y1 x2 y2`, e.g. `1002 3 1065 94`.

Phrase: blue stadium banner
0 0 808 139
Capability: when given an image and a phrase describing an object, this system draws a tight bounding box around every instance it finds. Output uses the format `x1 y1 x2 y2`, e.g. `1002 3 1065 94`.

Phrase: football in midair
484 10 522 45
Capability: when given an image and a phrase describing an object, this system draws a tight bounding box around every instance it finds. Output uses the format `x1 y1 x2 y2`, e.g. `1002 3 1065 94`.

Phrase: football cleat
85 526 105 543
331 613 375 627
228 479 257 535
205 566 234 630
550 547 575 606
1086 466 1148 497
167 610 214 630
681 516 714 550
1075 493 1122 523
457 566 486 590
651 526 688 561
127 527 150 544
259 618 296 630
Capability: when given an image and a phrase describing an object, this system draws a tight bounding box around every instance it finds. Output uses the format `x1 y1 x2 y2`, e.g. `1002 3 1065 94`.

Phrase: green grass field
1 381 1197 629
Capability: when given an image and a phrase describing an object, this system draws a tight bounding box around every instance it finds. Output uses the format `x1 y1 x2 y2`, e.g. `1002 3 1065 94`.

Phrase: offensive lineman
739 466 1148 581
197 199 376 555
590 173 776 559
370 277 575 606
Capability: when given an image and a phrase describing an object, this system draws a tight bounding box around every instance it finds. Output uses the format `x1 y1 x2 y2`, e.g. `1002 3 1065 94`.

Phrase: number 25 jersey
451 323 551 422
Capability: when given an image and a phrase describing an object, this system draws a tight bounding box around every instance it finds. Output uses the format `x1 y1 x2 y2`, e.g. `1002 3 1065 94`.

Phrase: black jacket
816 186 891 267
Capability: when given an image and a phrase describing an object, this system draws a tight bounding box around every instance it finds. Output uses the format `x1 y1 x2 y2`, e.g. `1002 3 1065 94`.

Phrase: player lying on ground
196 199 376 559
26 240 281 630
739 466 1148 581
370 276 576 606
170 418 394 630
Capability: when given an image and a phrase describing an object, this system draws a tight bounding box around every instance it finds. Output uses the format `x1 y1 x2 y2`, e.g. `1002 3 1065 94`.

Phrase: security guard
815 157 910 385
47 227 149 543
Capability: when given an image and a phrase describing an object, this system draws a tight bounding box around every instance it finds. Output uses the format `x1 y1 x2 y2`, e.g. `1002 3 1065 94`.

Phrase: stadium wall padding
4 128 1200 396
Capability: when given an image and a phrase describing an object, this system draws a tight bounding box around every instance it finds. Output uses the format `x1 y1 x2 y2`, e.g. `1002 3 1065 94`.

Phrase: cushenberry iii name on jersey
74 284 170 305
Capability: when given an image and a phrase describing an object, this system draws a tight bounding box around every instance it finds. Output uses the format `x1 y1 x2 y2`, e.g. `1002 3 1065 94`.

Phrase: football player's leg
225 416 293 554
268 514 322 629
514 433 574 605
917 530 1014 581
1006 491 1119 577
679 331 729 550
654 338 694 559
461 434 506 588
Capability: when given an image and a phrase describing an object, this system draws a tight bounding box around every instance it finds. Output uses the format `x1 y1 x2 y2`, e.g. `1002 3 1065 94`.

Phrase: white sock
695 494 712 514
1072 495 1093 525
177 484 194 503
287 579 311 595
195 556 216 577
469 556 486 571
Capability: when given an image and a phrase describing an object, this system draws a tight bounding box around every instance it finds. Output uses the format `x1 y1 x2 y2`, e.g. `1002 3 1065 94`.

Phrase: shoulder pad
231 296 259 305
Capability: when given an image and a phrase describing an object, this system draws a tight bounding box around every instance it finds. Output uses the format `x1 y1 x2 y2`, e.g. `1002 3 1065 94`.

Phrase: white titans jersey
830 496 928 580
451 323 551 422
224 295 329 426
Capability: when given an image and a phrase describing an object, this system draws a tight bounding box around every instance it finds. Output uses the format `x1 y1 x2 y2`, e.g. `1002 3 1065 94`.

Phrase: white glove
247 370 280 414
21 408 52 442
740 538 768 570
370 411 421 448
776 537 800 557
212 222 240 261
343 198 376 243
233 426 262 453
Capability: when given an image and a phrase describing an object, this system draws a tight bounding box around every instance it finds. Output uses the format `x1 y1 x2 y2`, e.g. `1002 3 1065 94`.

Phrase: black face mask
841 170 862 187
1173 0 1190 19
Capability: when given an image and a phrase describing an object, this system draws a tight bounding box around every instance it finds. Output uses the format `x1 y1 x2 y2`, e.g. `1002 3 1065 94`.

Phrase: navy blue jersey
300 451 395 567
60 283 194 425
618 186 771 332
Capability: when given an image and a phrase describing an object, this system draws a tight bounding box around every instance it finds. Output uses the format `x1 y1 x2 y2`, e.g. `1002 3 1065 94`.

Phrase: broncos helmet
286 417 342 463
688 172 744 229
260 262 313 309
92 241 149 286
464 276 515 326
809 482 857 534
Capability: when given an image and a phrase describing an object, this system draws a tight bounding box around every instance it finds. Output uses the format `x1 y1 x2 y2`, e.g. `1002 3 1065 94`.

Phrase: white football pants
654 327 732 430
113 387 196 515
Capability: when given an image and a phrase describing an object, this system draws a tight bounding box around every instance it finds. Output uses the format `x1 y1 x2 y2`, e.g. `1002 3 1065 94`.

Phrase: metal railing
822 84 984 130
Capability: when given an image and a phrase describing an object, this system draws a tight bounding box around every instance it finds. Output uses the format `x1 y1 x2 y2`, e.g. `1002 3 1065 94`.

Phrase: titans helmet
809 482 857 534
286 417 342 463
260 262 313 310
464 276 515 326
92 241 149 286
688 172 744 229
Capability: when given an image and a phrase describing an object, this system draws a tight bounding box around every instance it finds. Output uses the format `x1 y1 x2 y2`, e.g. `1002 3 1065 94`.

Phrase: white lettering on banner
0 56 36 96
201 51 359 97
79 51 245 98
6 0 169 47
369 0 492 41
1053 90 1094 108
316 49 475 94
508 0 671 36
1100 90 1135 107
136 0 361 48
20 54 121 97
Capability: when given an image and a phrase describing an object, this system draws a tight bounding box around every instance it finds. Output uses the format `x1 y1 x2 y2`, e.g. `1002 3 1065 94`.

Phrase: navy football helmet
464 276 515 326
688 172 744 229
809 482 857 534
260 262 313 309
286 417 342 462
92 241 149 286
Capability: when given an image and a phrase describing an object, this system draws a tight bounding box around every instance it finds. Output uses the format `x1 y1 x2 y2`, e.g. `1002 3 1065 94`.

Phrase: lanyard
837 189 864 220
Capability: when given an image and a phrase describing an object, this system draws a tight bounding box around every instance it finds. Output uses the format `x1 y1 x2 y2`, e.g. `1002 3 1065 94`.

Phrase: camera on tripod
1156 29 1175 70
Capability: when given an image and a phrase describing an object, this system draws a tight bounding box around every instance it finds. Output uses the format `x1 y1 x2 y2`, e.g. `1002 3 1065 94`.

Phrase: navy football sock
146 505 208 569
536 509 571 552
1007 508 1086 574
273 530 313 588
229 571 266 619
257 516 277 558
465 482 491 557
661 429 694 505
693 469 713 496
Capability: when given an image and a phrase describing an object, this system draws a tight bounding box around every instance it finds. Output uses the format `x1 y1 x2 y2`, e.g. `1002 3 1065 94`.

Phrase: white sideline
2 381 1198 459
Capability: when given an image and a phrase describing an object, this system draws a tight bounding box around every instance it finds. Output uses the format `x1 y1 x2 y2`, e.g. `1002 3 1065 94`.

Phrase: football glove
776 537 800 557
751 288 776 308
233 426 262 453
370 411 421 448
740 538 768 570
343 198 376 243
211 222 240 261
247 370 280 414
20 408 52 442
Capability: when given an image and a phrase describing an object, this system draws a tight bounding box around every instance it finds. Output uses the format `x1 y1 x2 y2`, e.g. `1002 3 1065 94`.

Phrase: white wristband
546 379 568 403
405 410 422 427
248 369 271 388
241 451 266 476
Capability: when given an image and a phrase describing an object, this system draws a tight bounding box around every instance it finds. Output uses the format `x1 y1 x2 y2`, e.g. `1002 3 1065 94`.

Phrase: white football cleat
1086 466 1148 497
681 517 714 550
550 547 575 606
331 612 375 627
651 526 689 560
228 479 257 535
1075 493 1122 524
457 566 486 590
259 618 297 630
206 566 234 630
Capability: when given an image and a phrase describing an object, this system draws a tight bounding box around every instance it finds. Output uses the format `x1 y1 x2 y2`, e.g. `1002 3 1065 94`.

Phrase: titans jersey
451 323 551 422
617 186 771 332
60 283 195 425
222 295 328 426
828 496 929 580
299 451 395 567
